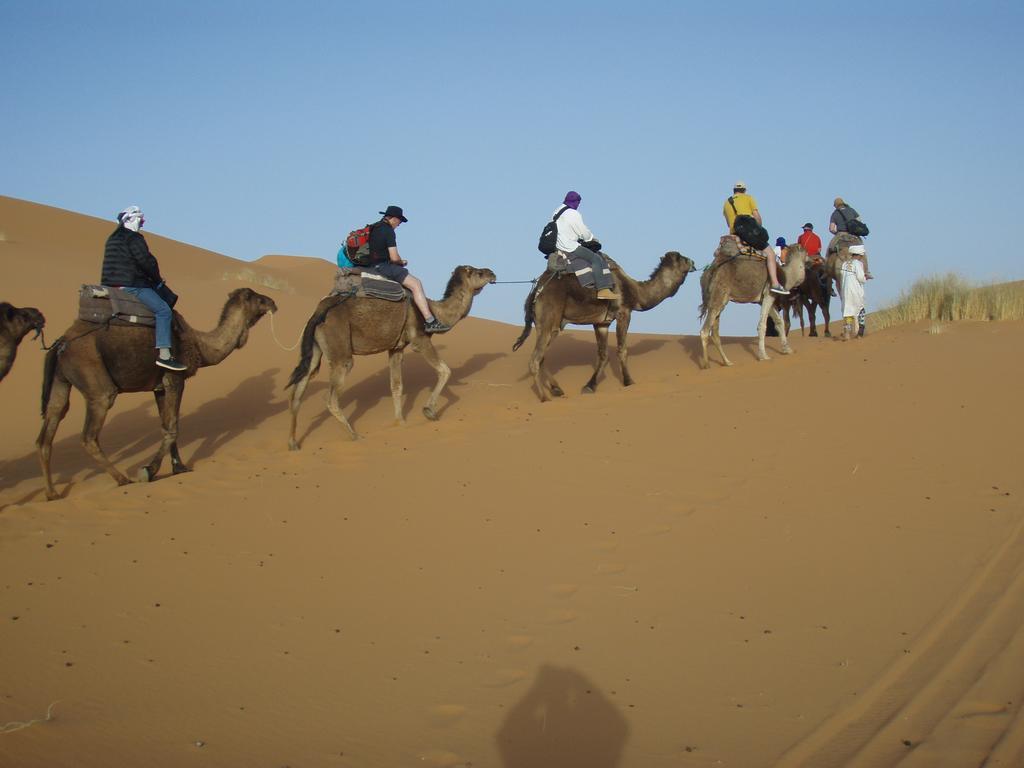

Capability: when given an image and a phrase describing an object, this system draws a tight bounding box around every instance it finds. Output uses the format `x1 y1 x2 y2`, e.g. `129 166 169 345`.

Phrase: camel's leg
757 298 774 361
140 380 185 482
528 324 561 401
325 356 358 440
410 337 450 421
822 294 832 337
582 325 610 394
771 304 792 355
388 349 405 425
81 393 131 487
797 301 806 336
711 312 731 366
287 342 322 450
37 376 71 501
782 304 792 336
806 298 818 337
614 313 635 387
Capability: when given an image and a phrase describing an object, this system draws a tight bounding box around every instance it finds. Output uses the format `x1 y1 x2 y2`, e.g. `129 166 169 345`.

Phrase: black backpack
538 205 570 256
733 214 769 251
839 208 870 237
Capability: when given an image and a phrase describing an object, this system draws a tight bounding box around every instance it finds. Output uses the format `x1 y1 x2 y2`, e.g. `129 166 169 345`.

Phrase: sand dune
1 197 1023 767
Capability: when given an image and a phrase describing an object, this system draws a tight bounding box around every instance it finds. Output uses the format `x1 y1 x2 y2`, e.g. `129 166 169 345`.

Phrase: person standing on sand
722 181 788 295
367 205 450 334
840 245 867 341
101 206 186 372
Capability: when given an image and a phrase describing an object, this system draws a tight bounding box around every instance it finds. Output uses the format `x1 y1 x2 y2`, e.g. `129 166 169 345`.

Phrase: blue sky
3 0 1022 334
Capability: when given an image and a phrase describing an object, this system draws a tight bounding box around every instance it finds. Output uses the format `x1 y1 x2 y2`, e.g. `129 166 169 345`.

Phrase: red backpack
343 223 376 266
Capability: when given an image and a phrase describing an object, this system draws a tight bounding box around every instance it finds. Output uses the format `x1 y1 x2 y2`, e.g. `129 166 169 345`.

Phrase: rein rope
267 311 304 352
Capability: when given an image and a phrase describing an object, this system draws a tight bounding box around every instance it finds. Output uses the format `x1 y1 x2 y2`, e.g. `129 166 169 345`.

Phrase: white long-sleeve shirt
840 258 866 318
553 206 595 253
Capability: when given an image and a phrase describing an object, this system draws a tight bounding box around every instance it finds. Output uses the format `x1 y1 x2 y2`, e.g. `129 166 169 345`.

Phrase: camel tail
285 295 346 389
511 282 539 352
40 340 62 415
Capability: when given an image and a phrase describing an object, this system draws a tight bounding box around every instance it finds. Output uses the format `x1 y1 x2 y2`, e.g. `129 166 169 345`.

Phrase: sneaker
770 284 790 295
423 318 451 334
596 288 619 300
156 357 188 372
858 325 866 338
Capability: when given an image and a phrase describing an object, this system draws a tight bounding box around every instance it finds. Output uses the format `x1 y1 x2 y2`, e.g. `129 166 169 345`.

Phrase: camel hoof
824 331 832 338
288 440 300 451
422 406 439 422
623 379 635 387
172 464 192 475
581 385 595 395
46 490 61 502
781 347 793 355
137 467 152 483
550 386 565 398
809 330 818 337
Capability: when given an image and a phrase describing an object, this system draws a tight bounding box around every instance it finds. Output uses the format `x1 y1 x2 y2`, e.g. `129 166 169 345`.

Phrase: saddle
78 285 157 327
331 268 408 302
546 250 613 289
712 236 766 267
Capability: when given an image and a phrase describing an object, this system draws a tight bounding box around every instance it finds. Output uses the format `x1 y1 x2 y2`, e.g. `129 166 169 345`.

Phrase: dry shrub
869 275 1024 331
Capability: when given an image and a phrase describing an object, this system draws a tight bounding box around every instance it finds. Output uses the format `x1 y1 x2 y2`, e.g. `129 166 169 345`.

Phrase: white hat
848 245 865 255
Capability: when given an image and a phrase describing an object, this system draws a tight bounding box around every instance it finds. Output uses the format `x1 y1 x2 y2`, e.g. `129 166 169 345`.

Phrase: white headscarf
848 245 865 256
118 206 143 232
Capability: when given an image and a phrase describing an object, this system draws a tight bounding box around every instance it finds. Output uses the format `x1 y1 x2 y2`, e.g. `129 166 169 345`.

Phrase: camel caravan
5 190 870 499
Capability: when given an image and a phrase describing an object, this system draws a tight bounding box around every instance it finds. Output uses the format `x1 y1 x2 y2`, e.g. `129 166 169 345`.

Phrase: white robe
840 259 866 318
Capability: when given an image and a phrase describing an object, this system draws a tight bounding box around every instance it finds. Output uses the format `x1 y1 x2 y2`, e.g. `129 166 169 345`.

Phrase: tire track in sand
777 512 1024 768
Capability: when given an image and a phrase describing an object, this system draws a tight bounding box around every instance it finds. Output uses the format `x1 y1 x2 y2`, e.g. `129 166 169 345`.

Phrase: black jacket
101 226 164 288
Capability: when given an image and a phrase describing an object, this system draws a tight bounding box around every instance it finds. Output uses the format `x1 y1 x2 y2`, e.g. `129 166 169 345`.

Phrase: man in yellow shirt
722 181 788 295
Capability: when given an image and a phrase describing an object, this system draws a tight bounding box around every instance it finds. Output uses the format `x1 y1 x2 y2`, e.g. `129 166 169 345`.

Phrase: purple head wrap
563 191 582 210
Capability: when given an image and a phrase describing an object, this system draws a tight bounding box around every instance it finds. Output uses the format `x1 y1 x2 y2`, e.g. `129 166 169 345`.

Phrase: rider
554 191 618 300
100 206 187 371
366 205 450 334
722 181 788 295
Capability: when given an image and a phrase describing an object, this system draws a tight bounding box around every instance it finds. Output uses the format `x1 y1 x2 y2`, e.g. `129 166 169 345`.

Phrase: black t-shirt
368 220 397 264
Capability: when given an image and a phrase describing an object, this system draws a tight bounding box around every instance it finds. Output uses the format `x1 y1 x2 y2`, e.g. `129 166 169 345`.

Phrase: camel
286 265 496 447
776 261 832 337
698 243 809 368
512 251 697 401
824 231 864 297
37 288 277 500
1 302 46 382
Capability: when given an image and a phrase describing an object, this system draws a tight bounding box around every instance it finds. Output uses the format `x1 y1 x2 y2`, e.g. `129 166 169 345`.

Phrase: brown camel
286 265 496 447
776 261 833 337
512 251 697 401
1 302 46 382
37 288 277 500
699 244 809 368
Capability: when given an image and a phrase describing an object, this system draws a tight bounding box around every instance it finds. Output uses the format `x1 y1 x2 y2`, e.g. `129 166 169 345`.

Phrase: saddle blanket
78 285 157 327
546 251 613 289
332 268 408 302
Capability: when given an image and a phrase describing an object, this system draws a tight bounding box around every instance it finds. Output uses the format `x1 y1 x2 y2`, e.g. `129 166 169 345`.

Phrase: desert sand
1 195 1023 767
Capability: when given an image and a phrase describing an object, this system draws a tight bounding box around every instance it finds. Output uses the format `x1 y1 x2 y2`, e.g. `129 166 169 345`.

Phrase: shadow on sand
295 349 505 444
496 665 628 768
1 368 285 507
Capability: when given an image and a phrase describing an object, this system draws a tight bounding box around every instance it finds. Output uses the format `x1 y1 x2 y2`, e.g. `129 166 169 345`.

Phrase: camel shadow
513 334 670 389
296 350 506 443
180 368 284 463
496 665 629 768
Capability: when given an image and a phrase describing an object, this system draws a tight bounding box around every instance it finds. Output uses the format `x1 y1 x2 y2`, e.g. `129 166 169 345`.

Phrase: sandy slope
1 197 1023 767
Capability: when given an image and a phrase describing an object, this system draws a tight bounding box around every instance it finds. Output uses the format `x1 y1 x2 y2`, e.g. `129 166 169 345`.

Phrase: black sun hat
379 205 408 222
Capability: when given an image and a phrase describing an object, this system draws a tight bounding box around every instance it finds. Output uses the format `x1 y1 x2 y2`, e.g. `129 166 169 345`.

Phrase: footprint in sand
596 563 627 575
542 608 578 625
594 540 619 553
417 748 465 767
548 583 579 598
506 634 535 651
427 704 468 726
483 668 528 687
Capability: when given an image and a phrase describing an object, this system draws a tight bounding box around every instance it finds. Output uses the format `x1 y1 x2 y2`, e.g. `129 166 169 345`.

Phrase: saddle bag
78 285 157 327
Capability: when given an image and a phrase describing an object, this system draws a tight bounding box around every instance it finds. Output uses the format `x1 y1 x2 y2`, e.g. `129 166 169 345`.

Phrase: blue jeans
121 287 173 349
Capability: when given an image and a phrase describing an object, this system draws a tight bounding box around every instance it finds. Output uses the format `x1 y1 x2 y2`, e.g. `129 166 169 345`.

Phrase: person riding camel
798 222 832 295
828 197 873 279
366 205 450 334
553 191 618 300
100 206 186 372
722 181 788 295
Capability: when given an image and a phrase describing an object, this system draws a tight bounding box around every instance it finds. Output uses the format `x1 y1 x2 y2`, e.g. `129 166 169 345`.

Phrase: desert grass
222 268 294 293
869 275 1024 331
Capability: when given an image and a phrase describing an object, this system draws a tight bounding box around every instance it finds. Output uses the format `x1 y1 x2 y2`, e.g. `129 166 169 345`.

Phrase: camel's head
781 245 809 289
226 288 278 327
1 303 46 340
448 266 497 296
662 251 697 274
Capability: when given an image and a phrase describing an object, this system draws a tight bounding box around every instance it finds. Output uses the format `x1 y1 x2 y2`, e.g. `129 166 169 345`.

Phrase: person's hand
399 259 408 266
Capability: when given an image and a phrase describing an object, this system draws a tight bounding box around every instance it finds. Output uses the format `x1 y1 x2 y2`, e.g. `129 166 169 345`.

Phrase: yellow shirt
723 193 758 232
